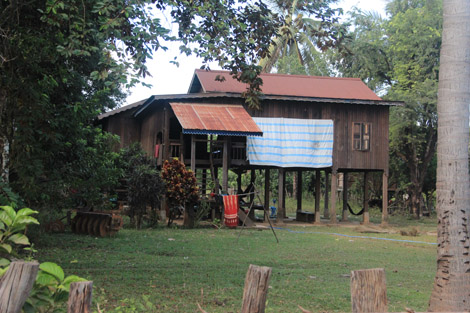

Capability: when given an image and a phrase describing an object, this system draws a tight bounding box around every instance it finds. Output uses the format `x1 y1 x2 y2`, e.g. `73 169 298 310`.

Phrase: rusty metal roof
170 103 263 136
190 69 382 101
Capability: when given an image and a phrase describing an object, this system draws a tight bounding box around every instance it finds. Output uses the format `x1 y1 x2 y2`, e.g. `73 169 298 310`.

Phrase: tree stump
351 268 387 313
67 281 93 313
241 264 272 313
0 261 39 313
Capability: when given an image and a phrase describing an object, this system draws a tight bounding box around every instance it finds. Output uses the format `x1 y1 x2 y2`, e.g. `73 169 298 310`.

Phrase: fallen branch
197 302 210 313
298 305 312 313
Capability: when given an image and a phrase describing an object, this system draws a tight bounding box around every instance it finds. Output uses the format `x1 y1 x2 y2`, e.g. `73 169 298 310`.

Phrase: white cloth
246 117 334 168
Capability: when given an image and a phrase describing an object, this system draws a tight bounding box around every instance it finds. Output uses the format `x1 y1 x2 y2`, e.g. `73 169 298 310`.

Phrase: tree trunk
428 0 470 310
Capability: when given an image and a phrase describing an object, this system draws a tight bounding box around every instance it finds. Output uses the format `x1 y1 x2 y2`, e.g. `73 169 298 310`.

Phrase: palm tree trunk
428 0 470 311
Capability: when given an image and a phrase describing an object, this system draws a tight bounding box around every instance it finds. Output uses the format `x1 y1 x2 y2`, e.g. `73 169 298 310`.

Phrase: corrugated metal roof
192 69 382 101
170 103 263 136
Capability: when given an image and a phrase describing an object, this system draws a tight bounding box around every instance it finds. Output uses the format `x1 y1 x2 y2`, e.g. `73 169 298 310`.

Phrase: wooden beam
350 268 387 313
277 168 285 223
363 172 370 224
282 170 286 214
324 171 330 219
250 169 255 204
190 135 196 172
330 171 337 223
342 172 349 222
202 169 207 196
382 171 388 225
296 170 302 213
237 170 242 194
264 169 270 219
222 138 229 193
163 108 170 161
314 169 321 224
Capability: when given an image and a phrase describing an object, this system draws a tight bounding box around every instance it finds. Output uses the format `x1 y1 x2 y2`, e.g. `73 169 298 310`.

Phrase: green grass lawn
35 213 438 313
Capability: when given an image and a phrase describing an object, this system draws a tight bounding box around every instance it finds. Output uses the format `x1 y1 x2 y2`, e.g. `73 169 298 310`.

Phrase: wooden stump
68 281 93 313
0 261 39 313
351 268 387 313
241 265 272 313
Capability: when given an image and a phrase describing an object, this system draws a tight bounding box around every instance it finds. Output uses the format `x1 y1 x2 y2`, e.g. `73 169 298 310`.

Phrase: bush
117 144 165 228
161 158 199 227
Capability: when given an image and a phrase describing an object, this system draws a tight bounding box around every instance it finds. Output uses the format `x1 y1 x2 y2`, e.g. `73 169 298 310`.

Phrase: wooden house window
353 122 371 151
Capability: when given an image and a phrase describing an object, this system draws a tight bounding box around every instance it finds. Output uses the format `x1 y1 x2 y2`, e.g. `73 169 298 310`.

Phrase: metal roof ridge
194 68 363 81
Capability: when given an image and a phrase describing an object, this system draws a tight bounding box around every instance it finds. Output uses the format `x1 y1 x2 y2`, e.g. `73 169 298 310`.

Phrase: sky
125 0 389 105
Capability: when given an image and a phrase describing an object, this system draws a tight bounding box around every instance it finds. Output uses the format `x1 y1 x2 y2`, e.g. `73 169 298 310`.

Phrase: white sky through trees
125 0 388 104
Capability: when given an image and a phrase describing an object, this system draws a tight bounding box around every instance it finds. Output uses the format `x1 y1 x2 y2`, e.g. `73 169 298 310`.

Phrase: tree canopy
334 0 441 217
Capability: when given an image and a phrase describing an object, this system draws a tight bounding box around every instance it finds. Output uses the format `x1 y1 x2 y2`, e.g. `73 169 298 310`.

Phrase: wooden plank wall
140 106 165 156
101 110 141 150
248 100 389 171
102 98 390 172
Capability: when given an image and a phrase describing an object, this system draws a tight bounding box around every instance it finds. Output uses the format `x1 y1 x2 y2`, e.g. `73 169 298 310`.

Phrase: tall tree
259 0 345 74
334 0 441 217
428 0 470 310
0 0 281 210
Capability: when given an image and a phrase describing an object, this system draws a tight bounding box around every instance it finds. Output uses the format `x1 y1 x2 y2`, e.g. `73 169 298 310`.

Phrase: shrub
161 158 199 227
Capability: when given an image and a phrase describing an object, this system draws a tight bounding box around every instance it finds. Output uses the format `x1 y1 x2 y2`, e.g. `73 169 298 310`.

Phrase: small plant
0 205 85 312
24 262 86 313
0 205 39 266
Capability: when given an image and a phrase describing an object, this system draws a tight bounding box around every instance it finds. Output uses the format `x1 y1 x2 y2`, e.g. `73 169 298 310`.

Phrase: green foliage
259 0 346 74
0 180 22 208
0 205 85 312
0 0 284 215
161 158 199 226
333 0 441 216
118 144 165 229
0 205 39 266
24 262 86 313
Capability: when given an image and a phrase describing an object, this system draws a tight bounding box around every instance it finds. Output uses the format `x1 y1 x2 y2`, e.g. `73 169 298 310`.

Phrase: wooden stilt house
98 69 401 224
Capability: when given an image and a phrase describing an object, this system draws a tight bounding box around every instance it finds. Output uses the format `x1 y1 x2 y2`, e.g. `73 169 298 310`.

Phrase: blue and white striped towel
246 117 334 168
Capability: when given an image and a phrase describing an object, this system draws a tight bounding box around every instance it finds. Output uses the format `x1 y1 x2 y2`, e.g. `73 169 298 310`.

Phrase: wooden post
350 268 387 313
163 108 170 161
250 169 255 204
277 168 285 223
202 169 207 196
314 169 321 224
191 135 196 172
330 171 337 223
282 170 286 214
296 170 302 213
324 171 330 219
382 171 388 225
67 281 93 313
342 172 349 222
241 265 272 313
264 169 270 219
363 172 370 224
0 261 39 313
222 138 229 193
179 132 185 161
237 170 243 194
